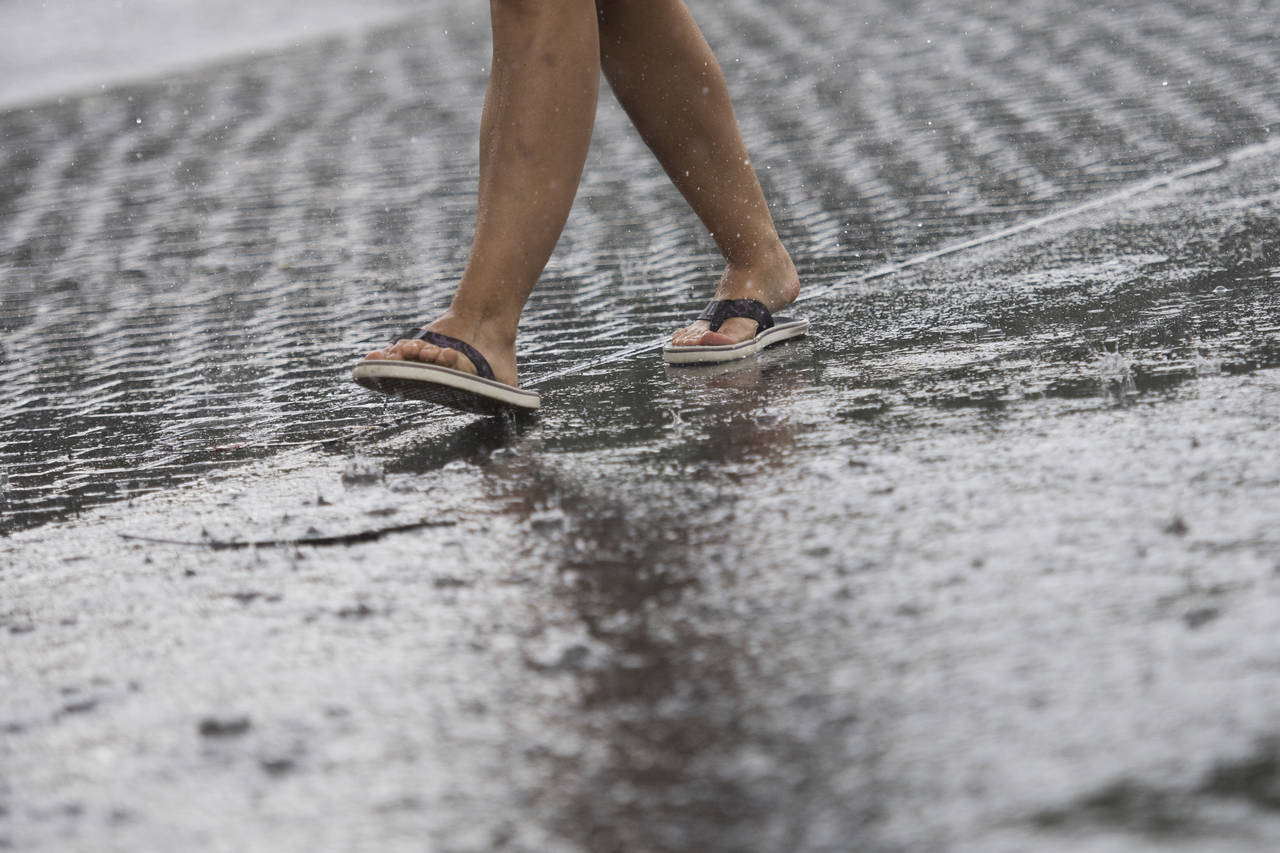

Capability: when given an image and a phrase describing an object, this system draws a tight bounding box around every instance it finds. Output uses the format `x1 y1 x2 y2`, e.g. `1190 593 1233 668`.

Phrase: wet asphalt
4 0 1280 850
2 0 1278 529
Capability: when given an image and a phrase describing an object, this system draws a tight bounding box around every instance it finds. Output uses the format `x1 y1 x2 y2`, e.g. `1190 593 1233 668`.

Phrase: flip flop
662 298 809 365
351 329 540 416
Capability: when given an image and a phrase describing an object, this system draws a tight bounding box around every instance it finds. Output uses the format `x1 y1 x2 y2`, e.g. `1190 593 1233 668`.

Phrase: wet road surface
4 0 1280 850
1 0 1278 529
6 143 1280 851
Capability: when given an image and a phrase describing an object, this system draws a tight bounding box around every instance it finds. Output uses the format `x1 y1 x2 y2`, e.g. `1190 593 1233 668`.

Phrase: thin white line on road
317 136 1279 451
530 137 1280 389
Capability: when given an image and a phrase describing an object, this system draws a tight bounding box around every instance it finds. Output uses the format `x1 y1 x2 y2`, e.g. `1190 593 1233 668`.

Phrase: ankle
723 232 790 270
431 308 518 350
717 240 799 308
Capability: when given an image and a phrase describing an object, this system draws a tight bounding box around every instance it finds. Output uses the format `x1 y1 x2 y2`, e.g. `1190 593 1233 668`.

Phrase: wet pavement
2 0 1278 530
4 0 1280 850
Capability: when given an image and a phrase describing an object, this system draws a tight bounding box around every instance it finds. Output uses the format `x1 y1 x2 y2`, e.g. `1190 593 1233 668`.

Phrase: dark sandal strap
696 298 775 333
394 328 496 381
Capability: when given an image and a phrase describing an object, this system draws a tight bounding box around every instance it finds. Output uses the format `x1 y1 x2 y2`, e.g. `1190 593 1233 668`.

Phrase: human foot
670 244 800 347
363 315 519 388
353 319 538 415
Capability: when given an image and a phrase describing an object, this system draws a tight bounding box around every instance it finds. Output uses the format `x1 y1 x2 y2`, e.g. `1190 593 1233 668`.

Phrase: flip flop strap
396 329 496 381
696 298 775 333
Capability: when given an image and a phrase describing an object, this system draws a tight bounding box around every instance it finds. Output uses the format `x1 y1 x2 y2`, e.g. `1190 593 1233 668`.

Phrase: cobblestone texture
1 0 1278 530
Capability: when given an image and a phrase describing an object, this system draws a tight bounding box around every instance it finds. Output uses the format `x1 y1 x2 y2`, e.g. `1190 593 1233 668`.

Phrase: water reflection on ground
452 359 875 852
3 6 1280 845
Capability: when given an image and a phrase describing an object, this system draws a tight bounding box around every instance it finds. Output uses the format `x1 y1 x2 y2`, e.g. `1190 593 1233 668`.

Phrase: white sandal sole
661 317 810 365
352 360 540 416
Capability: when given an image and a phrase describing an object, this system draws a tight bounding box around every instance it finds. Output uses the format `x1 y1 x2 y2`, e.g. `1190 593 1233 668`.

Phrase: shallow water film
3 0 1280 851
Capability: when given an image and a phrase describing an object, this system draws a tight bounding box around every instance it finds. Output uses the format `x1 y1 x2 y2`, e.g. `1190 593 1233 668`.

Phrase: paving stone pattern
1 0 1277 531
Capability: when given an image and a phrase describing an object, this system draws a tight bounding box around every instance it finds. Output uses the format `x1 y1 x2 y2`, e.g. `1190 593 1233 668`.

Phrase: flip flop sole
352 360 540 416
661 317 809 365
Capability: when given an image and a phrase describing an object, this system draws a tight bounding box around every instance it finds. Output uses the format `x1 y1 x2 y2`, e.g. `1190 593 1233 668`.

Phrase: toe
672 321 711 346
436 347 478 374
380 337 479 375
672 317 759 347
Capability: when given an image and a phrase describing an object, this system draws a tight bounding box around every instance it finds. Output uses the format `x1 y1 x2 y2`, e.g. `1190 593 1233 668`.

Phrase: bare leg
596 0 799 347
365 0 600 386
